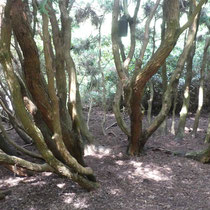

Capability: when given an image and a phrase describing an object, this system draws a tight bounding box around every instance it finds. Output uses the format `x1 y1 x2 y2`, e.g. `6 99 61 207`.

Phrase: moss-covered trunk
175 45 195 140
176 2 200 140
0 0 98 190
192 37 210 137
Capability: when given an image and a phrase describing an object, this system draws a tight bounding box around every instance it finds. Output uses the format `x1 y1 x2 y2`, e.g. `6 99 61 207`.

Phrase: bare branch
138 0 161 68
178 0 207 35
0 149 53 172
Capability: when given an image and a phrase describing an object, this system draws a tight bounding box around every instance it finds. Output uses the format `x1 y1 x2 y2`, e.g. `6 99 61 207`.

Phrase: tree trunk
98 17 107 136
185 145 210 163
192 37 210 137
129 0 180 155
111 0 206 155
111 0 140 138
0 134 17 156
175 45 195 140
160 19 168 135
171 90 178 135
144 2 204 144
176 5 200 140
113 81 131 137
0 0 98 190
147 80 154 125
147 19 156 125
205 115 210 143
160 61 168 135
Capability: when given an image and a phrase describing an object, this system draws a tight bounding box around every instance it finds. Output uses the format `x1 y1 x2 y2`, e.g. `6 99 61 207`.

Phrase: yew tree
111 0 207 155
0 0 98 190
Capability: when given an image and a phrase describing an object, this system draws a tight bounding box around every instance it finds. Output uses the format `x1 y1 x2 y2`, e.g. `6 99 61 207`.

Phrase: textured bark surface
111 0 140 138
128 0 207 155
175 44 195 140
128 0 180 155
176 2 199 140
111 0 206 155
10 0 53 128
205 116 210 143
0 0 98 190
193 37 210 137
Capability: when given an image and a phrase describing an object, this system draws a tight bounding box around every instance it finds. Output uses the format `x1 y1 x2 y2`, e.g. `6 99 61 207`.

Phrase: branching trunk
112 0 140 136
0 97 32 144
0 118 42 159
0 133 18 156
10 1 53 128
0 149 53 172
141 2 204 149
0 0 98 190
112 0 206 155
129 0 180 155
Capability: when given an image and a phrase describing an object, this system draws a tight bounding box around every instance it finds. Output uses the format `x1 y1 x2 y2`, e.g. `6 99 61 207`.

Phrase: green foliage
38 0 58 15
38 0 49 15
19 0 210 112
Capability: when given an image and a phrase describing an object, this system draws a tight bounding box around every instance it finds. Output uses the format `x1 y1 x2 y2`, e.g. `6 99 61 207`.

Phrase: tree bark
129 0 180 155
147 19 156 125
171 90 178 135
0 0 98 190
147 80 154 125
160 19 168 135
175 45 195 140
205 115 210 143
112 0 140 136
111 0 206 155
176 2 200 140
192 37 210 137
185 145 210 163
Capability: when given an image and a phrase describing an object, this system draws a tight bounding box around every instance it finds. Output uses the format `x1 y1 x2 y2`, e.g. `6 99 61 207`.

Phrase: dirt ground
1 108 210 210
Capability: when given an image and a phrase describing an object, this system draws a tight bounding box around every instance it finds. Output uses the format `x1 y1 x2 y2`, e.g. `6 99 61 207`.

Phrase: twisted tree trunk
0 0 98 190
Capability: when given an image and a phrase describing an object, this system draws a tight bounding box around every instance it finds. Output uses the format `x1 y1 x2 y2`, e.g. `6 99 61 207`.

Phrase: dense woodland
0 0 210 208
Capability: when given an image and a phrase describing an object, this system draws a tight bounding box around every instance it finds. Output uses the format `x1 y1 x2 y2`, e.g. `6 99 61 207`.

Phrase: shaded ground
1 108 210 210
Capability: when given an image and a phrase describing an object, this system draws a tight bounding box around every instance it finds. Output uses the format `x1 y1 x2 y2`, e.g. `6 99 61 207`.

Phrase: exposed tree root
148 146 210 164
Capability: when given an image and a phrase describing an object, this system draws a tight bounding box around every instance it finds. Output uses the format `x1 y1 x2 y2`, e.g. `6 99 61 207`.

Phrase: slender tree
192 36 210 137
160 15 168 135
175 2 200 140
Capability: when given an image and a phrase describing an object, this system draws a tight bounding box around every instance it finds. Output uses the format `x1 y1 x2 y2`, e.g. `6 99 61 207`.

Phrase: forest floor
1 107 210 210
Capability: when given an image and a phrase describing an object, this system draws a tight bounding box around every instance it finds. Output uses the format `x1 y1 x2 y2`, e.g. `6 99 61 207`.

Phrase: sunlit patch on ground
42 172 53 177
0 177 25 188
30 181 46 186
63 193 89 209
63 193 75 204
1 110 210 210
57 183 66 189
84 145 112 158
72 197 89 209
185 127 193 133
115 160 172 182
109 188 121 195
